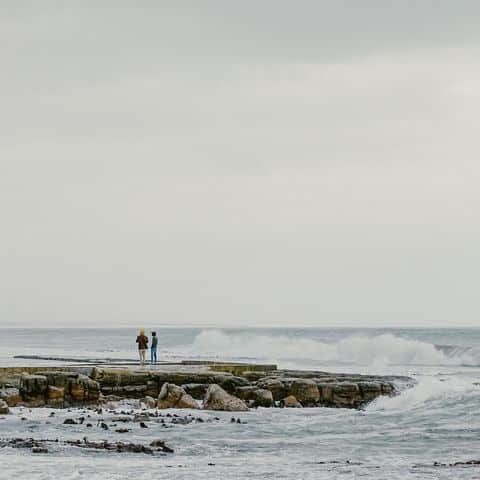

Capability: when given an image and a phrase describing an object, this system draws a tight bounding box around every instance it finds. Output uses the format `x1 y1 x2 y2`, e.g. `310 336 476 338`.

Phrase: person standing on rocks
136 330 148 365
151 331 158 364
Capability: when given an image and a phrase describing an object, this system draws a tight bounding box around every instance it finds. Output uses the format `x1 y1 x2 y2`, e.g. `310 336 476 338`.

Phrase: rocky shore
0 363 411 413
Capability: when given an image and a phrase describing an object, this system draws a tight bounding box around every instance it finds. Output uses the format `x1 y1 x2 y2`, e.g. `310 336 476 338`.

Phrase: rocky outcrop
256 373 399 409
203 385 249 412
157 383 199 409
0 365 405 410
17 372 100 407
90 367 250 398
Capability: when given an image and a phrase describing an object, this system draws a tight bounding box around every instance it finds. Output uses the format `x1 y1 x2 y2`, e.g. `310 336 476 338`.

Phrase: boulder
176 393 199 409
281 395 302 408
142 396 157 409
182 383 209 399
288 379 320 406
157 383 199 409
0 399 10 414
157 383 184 408
0 387 22 407
203 384 249 412
256 378 287 401
235 386 274 408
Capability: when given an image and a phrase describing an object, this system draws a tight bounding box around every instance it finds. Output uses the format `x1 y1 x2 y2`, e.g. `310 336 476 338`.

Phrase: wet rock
18 372 100 407
216 375 250 394
330 383 362 408
157 383 199 409
203 385 248 412
47 386 65 407
63 418 77 425
358 382 382 402
20 374 48 406
0 387 22 407
150 439 174 453
134 413 151 424
157 383 184 409
182 383 209 399
281 395 302 408
32 446 48 454
235 386 274 407
3 365 403 412
64 438 168 455
91 367 151 386
242 371 268 382
287 379 320 406
381 383 395 395
317 382 334 404
256 378 287 401
0 399 10 414
141 395 157 409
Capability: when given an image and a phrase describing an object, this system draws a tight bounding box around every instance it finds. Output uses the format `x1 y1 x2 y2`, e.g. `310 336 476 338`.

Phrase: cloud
1 2 480 327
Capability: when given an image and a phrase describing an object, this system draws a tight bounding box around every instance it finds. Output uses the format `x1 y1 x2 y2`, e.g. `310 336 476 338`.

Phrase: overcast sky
1 1 479 328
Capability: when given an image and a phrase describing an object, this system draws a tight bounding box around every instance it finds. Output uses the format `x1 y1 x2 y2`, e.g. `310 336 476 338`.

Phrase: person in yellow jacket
136 330 148 365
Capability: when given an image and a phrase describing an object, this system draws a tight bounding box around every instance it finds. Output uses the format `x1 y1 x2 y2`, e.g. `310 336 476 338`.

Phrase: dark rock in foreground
0 437 173 455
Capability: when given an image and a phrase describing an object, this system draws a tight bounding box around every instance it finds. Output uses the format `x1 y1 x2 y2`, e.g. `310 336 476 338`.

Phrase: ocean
1 327 480 479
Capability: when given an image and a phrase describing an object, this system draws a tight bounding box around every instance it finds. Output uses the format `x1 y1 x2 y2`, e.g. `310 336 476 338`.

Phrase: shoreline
0 360 412 413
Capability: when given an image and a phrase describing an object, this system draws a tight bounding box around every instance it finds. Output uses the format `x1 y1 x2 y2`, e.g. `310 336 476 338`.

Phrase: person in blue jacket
151 331 158 364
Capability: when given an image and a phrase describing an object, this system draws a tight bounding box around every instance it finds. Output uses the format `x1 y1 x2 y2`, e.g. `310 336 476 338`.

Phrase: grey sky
1 1 480 328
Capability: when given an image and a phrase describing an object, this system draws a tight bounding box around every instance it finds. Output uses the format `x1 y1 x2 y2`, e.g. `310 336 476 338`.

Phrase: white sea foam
188 330 480 367
367 376 480 412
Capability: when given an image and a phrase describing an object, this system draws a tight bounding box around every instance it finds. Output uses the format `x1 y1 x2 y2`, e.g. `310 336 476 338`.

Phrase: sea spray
187 330 469 367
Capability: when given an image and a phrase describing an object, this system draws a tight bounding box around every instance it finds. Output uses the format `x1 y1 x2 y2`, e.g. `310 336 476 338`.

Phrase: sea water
1 327 479 479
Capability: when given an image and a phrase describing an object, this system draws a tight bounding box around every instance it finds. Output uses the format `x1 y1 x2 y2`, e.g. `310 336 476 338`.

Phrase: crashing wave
185 330 480 367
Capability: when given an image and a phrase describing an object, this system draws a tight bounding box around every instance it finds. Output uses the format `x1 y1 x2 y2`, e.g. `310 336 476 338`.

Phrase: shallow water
1 327 480 479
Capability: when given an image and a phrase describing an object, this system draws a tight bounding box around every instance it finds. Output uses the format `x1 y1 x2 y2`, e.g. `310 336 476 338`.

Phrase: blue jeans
151 347 157 364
